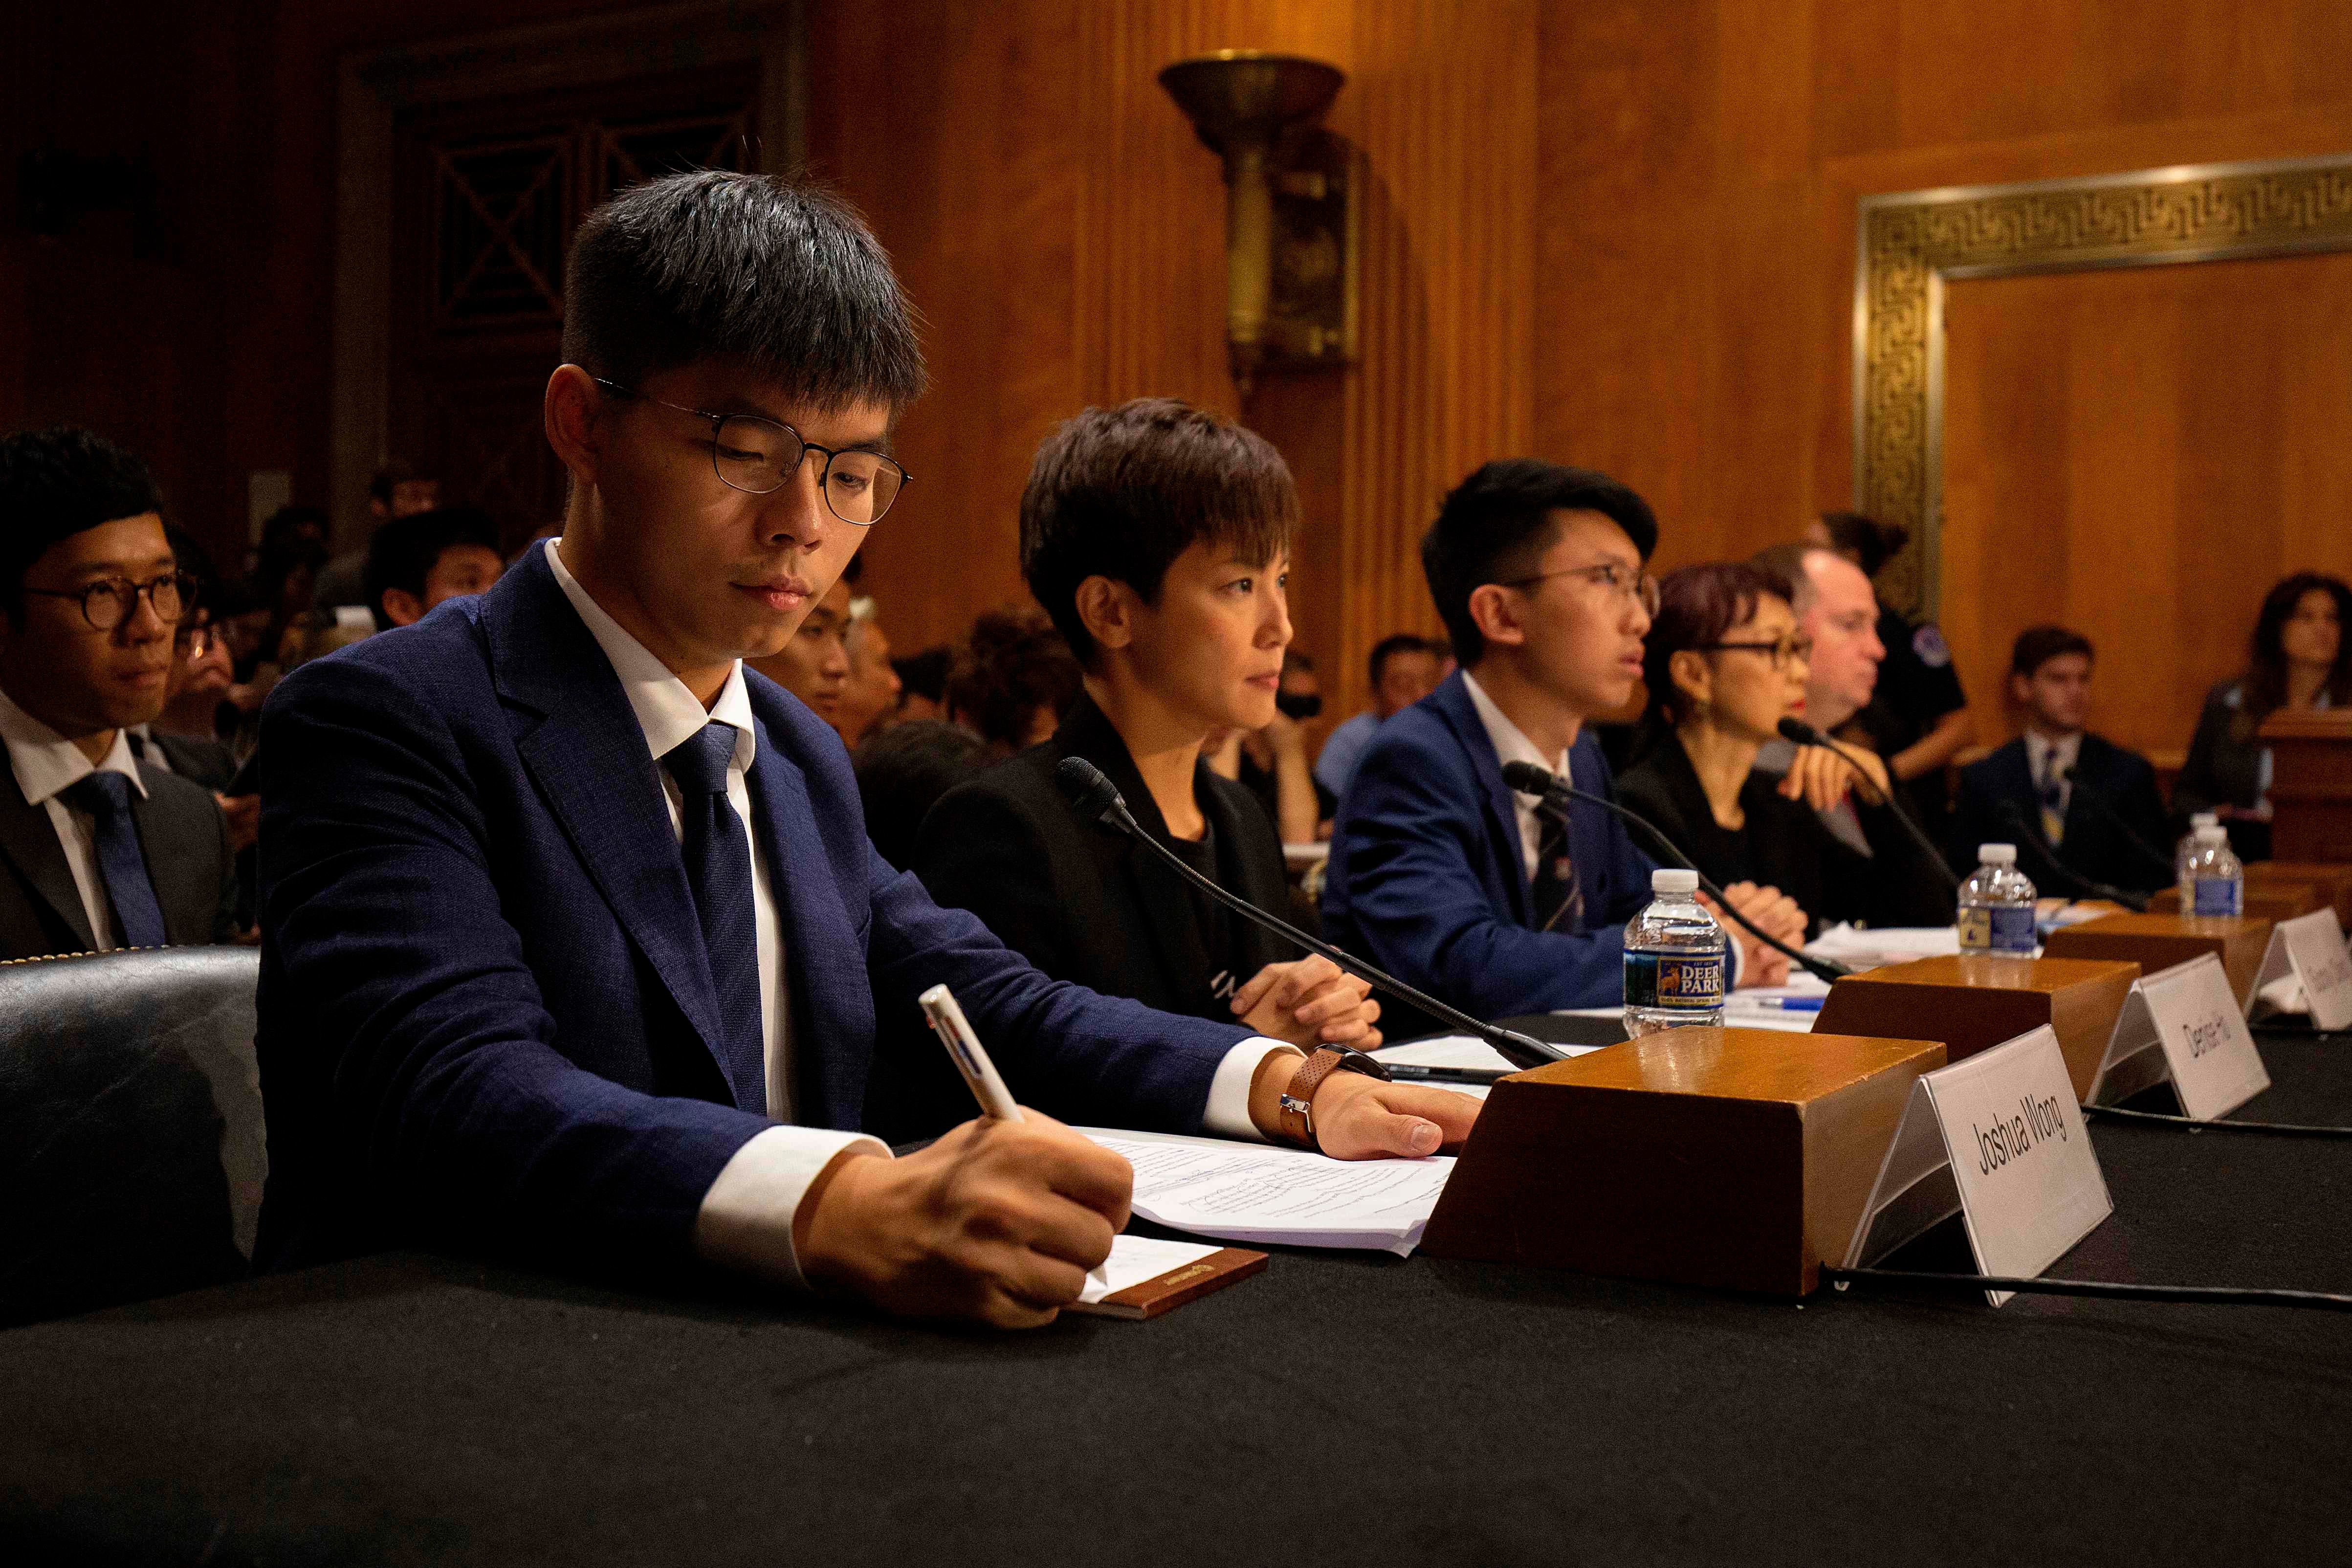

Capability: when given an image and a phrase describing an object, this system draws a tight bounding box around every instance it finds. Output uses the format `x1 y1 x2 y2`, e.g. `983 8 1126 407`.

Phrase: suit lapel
1429 674 1532 923
487 552 731 1081
0 780 95 951
744 715 871 1131
1057 697 1212 1005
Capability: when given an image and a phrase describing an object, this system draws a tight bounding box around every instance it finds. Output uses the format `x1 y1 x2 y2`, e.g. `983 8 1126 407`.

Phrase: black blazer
0 761 236 960
136 729 240 793
1617 731 1951 934
1951 732 2174 895
891 695 1296 1140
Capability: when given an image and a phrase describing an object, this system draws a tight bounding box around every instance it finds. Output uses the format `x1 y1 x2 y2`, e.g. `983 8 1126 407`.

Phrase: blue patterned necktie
662 723 766 1114
1532 797 1585 933
62 771 168 949
2038 751 2066 846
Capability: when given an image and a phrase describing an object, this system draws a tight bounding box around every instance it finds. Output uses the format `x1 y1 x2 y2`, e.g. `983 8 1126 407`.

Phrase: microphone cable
1820 1264 2352 1314
1775 718 1961 893
1497 760 1851 985
2081 1103 2352 1138
1992 800 2151 912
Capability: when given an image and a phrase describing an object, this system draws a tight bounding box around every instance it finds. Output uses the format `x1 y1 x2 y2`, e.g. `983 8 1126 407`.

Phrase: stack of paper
1081 1128 1453 1256
1806 923 1960 971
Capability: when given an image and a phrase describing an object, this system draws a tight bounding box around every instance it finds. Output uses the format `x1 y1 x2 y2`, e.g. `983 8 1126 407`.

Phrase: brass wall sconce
1158 51 1361 397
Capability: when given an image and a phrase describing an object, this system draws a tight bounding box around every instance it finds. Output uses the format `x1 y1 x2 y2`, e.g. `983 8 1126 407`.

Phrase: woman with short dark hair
2174 571 2351 860
1617 562 1948 934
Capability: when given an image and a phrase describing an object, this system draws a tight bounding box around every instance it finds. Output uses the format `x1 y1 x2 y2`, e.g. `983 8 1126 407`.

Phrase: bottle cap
1651 867 1700 895
2190 813 2219 828
1977 843 2016 865
2194 824 2227 845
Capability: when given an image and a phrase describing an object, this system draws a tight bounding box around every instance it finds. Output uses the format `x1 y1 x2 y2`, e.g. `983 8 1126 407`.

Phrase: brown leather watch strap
1277 1046 1352 1148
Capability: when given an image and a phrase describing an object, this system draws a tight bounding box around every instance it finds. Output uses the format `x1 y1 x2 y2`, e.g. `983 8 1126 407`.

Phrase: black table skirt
5 1030 2349 1567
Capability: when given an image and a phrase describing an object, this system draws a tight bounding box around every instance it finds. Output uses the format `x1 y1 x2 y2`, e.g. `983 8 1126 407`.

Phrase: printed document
1081 1128 1453 1256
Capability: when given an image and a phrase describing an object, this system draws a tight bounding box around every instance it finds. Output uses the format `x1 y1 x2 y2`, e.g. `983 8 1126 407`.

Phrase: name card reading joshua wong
2090 953 2270 1120
1846 1026 2112 1305
2250 908 2352 1030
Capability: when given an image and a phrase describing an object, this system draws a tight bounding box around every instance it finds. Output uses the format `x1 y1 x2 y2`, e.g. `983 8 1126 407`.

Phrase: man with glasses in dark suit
0 427 236 958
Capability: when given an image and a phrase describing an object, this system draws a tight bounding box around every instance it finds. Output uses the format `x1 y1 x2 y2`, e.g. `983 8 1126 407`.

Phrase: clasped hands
1778 741 1890 814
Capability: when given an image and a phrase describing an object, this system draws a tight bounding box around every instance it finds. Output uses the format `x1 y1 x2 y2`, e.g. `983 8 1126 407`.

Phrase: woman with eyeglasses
1617 562 1950 935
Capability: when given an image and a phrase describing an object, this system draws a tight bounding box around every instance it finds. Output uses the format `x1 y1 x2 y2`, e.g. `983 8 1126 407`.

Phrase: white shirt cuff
694 1125 891 1290
1202 1037 1302 1142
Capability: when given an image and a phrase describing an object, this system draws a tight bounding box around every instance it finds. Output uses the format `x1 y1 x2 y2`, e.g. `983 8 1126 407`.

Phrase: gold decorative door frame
1853 152 2352 617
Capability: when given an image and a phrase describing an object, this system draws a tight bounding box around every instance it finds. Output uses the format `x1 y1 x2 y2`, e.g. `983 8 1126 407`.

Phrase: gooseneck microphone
1994 800 2151 912
1496 759 1851 986
1775 717 1961 893
2055 765 2180 884
1052 757 1568 1070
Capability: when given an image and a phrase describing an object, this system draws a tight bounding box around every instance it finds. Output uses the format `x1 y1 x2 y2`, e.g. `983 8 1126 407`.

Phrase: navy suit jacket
1950 732 2174 896
254 547 1249 1271
1321 671 1656 1023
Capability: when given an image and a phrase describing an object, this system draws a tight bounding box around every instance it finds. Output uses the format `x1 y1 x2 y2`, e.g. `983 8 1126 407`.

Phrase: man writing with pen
254 172 1478 1330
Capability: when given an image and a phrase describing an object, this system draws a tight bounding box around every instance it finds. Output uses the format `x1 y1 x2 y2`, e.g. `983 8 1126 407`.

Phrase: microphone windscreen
1053 755 1127 826
1777 716 1824 746
1500 760 1556 796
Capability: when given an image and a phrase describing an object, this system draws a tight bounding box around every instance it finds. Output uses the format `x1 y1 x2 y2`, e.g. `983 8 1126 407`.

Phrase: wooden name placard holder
1419 1028 1943 1298
2148 884 2313 925
1812 955 2138 1104
2042 913 2274 1010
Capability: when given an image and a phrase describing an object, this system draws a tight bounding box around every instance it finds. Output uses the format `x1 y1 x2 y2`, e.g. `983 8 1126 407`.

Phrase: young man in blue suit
1950 625 2173 895
1323 461 1804 1022
256 172 1475 1330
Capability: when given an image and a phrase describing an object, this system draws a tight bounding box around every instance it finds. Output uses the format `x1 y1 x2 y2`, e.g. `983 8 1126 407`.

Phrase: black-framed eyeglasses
25 572 197 633
593 377 910 525
1693 634 1814 669
1496 561 1661 618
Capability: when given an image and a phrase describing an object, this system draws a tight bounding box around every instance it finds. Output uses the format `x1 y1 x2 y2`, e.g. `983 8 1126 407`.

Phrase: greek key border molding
1852 152 2352 617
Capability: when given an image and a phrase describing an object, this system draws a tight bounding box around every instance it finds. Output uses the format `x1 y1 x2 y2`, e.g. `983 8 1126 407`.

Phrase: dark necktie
662 724 766 1115
62 771 169 949
2038 752 2066 846
1531 797 1585 934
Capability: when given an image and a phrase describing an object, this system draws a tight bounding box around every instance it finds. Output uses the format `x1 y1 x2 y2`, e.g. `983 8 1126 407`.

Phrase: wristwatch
1276 1045 1391 1149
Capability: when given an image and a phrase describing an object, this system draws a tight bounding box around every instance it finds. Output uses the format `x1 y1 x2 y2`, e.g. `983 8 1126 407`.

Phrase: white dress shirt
0 684 148 951
1462 671 1572 883
545 541 1286 1287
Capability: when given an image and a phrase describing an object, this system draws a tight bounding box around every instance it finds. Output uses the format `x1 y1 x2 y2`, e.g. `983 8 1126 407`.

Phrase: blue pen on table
919 982 1108 1286
1739 995 1825 1012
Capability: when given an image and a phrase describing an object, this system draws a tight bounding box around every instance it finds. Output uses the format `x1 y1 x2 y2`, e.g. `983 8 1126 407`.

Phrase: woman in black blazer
885 401 1383 1141
1617 563 1950 935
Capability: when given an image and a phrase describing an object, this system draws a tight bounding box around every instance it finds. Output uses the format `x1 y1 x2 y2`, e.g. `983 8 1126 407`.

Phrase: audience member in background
835 610 901 745
1325 462 1801 1025
1207 647 1323 841
945 606 1082 757
1617 564 1945 934
2174 571 2351 862
250 508 329 671
364 507 503 631
1747 543 1902 848
852 719 986 872
1314 633 1441 805
901 399 1393 1142
0 427 236 958
892 644 952 723
745 574 852 729
1950 625 2172 896
1806 512 1973 820
138 529 239 785
313 460 442 614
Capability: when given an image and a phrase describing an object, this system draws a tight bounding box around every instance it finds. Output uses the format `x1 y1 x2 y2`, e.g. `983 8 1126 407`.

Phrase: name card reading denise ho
2089 952 2270 1121
2252 907 2352 1031
1846 1026 2112 1306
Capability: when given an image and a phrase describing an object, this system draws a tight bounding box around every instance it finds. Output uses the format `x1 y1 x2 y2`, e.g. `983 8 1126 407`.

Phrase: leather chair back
0 947 264 1325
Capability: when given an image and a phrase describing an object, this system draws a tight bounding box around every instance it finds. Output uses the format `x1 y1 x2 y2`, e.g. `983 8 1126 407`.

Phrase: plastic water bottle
1624 868 1727 1037
2183 824 2243 917
1957 843 2038 954
2176 811 2220 905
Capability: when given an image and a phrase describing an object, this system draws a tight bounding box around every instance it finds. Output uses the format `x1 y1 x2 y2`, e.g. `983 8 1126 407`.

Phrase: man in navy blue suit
256 172 1475 1329
1323 462 1804 1022
1950 625 2174 896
